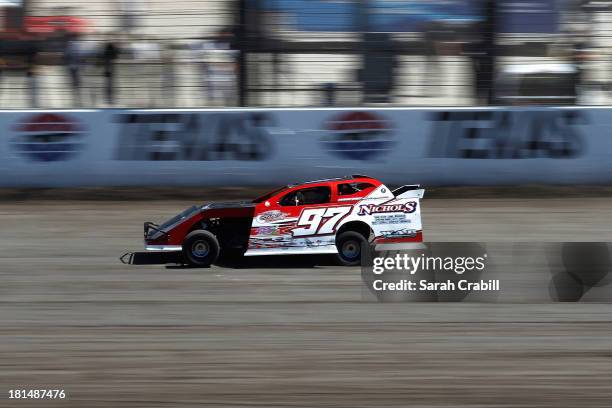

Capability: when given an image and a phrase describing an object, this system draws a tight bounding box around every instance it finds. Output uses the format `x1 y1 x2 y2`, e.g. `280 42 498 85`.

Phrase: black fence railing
0 0 608 108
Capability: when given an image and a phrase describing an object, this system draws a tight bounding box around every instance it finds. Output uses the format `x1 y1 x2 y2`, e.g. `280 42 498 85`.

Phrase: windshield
158 206 199 230
252 186 288 203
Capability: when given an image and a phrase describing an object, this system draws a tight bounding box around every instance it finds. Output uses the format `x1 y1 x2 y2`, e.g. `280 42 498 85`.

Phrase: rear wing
392 185 425 199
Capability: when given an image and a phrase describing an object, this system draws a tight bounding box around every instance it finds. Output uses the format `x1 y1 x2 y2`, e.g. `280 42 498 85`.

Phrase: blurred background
0 0 610 109
4 4 612 407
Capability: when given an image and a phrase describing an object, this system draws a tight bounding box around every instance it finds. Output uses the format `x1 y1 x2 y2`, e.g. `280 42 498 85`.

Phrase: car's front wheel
335 231 368 266
183 230 220 267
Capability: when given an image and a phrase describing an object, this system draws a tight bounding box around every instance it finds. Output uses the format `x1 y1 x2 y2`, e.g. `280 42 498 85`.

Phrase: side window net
338 182 375 196
280 187 331 206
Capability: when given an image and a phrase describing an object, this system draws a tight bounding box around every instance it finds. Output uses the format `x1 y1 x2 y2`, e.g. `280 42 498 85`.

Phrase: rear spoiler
393 185 425 199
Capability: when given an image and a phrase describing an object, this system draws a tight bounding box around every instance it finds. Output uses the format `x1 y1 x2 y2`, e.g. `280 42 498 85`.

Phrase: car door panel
246 186 340 255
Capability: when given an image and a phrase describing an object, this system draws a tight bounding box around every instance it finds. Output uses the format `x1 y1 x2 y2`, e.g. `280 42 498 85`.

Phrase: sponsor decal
428 110 585 159
380 228 417 238
257 210 288 223
11 113 85 162
359 201 417 216
321 111 395 160
258 226 278 235
277 225 296 235
372 213 409 225
253 226 281 236
115 112 275 161
249 236 333 249
249 236 293 248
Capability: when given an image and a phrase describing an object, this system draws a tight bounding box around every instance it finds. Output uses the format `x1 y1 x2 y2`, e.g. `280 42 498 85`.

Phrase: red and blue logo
12 113 85 162
321 111 395 160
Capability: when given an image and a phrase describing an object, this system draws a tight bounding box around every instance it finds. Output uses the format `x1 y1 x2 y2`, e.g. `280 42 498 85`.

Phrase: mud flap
120 251 183 265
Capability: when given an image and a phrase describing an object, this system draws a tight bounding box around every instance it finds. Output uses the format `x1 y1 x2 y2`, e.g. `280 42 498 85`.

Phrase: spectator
26 41 39 108
192 28 238 106
117 0 149 39
103 36 120 105
0 57 4 102
64 34 82 107
422 22 445 98
161 42 176 107
464 21 495 105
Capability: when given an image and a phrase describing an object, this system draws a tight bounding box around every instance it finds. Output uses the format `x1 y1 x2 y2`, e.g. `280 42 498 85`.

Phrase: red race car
137 175 424 267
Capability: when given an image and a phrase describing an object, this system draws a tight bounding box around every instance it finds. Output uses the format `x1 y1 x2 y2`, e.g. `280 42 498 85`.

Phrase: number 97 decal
292 207 352 237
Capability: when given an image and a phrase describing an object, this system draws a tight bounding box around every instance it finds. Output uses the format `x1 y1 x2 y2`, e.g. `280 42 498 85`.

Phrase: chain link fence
0 0 611 108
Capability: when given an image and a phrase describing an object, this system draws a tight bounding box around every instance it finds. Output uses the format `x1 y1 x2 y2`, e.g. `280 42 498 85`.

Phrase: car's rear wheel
183 230 220 267
335 231 368 266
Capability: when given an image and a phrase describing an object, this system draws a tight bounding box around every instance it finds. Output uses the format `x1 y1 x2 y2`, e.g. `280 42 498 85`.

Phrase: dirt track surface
2 198 612 407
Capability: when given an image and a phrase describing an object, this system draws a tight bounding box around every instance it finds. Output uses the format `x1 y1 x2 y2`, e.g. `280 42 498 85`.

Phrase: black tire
335 231 368 266
182 230 220 267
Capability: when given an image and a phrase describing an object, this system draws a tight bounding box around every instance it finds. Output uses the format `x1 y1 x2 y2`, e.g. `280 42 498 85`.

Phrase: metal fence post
238 0 248 107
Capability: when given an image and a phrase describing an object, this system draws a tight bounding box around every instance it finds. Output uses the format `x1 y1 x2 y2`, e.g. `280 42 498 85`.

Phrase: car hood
147 201 257 241
201 201 256 210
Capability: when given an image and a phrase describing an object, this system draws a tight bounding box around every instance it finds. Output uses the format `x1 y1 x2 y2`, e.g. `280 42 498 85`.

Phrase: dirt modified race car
135 175 424 267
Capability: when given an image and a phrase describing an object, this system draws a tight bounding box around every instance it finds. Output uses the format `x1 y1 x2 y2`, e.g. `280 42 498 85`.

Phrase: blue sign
259 0 559 34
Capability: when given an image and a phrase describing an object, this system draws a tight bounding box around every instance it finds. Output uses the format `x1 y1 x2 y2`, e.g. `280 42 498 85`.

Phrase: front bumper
144 222 176 251
145 245 182 252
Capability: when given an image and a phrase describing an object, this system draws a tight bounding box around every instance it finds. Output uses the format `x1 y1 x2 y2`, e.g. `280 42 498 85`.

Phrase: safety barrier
0 107 610 187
